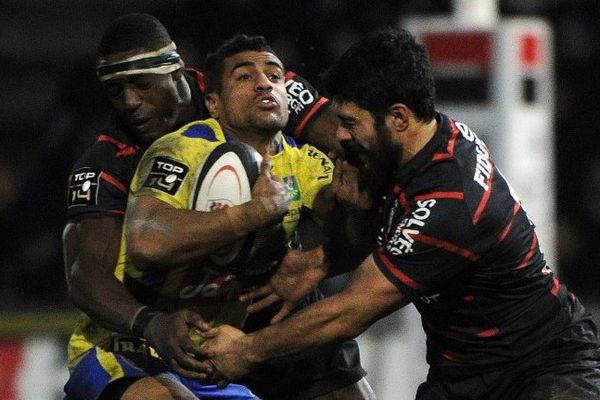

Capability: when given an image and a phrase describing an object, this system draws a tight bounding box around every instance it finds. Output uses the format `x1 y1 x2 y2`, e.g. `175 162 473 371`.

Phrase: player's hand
240 247 328 323
331 157 372 209
144 309 215 380
252 154 292 218
196 324 253 383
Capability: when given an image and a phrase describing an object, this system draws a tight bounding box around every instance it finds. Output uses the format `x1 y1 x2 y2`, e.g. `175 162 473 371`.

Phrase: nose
336 125 352 142
123 85 142 110
255 73 272 92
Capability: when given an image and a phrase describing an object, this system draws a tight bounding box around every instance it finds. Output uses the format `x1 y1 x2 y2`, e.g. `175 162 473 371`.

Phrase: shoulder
138 119 225 177
71 130 141 174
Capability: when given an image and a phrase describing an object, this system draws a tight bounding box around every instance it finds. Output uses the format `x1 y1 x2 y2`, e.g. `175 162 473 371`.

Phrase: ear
387 103 410 132
204 93 220 118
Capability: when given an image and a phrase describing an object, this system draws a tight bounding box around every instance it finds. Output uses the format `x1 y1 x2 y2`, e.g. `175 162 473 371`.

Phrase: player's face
335 101 401 198
102 71 183 147
214 51 288 136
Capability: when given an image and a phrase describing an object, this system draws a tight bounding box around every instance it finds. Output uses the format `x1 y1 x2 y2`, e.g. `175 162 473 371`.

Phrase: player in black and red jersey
63 13 370 400
199 28 600 399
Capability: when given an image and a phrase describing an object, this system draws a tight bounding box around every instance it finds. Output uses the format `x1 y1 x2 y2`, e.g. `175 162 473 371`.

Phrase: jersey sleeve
295 144 333 209
283 71 330 144
66 145 133 221
372 195 480 301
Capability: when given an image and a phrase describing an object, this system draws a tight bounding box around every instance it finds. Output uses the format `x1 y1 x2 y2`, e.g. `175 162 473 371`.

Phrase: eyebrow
230 60 284 74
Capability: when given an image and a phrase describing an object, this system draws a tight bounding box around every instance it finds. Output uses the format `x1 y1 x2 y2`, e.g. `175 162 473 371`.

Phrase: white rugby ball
191 142 262 267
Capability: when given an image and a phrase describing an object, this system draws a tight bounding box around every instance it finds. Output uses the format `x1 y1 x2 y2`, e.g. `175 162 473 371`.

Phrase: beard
341 124 401 205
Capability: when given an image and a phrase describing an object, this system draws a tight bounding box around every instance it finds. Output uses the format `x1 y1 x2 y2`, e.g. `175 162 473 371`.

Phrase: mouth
129 116 153 131
256 96 278 109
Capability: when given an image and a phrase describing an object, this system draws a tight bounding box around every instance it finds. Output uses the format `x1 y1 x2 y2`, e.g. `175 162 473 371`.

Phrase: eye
237 73 251 81
269 72 282 82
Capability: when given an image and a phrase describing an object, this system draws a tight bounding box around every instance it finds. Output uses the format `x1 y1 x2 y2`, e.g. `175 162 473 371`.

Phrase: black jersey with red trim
66 68 328 221
373 112 580 372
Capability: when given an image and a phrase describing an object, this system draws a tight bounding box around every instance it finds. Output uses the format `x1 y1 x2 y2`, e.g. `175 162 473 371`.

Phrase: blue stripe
183 124 218 140
283 134 298 149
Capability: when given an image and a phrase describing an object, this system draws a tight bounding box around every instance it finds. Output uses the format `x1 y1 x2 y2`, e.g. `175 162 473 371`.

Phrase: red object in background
520 33 541 69
423 32 492 68
0 340 23 400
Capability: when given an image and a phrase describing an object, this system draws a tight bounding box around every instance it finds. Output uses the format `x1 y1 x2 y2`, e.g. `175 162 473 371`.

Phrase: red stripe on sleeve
415 233 480 262
97 134 140 157
293 97 329 139
377 248 427 291
100 172 127 194
472 166 495 225
515 233 539 270
415 191 464 201
497 202 521 243
476 327 499 338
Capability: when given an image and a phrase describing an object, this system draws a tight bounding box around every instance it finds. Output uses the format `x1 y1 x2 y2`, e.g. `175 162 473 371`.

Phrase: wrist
226 198 278 236
130 306 161 338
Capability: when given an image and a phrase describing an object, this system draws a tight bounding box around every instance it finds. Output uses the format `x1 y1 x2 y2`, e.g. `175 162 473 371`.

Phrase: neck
227 128 280 156
401 117 438 164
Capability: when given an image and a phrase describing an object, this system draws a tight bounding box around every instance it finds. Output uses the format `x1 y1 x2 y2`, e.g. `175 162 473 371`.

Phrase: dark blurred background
1 0 599 320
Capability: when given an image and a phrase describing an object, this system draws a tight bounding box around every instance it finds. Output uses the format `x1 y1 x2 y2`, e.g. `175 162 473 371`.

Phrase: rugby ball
191 142 262 267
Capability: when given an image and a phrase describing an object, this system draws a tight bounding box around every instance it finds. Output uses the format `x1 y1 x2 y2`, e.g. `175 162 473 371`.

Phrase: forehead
224 50 284 72
334 101 374 122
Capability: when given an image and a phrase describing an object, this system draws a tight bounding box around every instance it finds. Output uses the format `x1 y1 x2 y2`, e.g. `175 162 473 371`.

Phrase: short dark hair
204 34 279 93
324 28 436 122
98 13 173 58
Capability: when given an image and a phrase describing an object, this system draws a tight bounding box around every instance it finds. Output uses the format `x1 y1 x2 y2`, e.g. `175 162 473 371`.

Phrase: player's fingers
270 302 295 324
246 293 281 314
239 283 273 303
260 154 273 178
168 355 213 380
332 158 343 190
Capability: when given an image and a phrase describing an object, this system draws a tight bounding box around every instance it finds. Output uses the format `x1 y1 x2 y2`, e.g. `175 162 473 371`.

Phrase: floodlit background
2 0 600 398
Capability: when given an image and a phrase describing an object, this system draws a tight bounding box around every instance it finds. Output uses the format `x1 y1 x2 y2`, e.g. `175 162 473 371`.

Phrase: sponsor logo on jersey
283 175 300 200
306 148 333 180
179 268 238 300
143 157 189 195
387 199 437 255
285 78 316 115
455 122 492 191
68 167 100 207
420 293 442 304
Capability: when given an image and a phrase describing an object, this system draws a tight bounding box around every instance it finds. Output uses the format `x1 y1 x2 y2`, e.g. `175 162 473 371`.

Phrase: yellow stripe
96 347 125 380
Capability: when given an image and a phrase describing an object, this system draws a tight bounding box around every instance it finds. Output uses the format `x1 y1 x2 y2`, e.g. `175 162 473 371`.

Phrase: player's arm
127 155 291 269
202 253 408 380
63 216 141 334
63 217 212 378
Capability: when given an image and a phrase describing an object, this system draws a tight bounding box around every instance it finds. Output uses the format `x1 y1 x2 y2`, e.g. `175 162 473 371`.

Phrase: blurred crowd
1 0 599 317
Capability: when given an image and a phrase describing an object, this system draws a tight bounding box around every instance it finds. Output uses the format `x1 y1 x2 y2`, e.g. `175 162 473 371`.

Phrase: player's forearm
69 263 144 334
63 219 144 334
241 290 369 365
127 196 280 268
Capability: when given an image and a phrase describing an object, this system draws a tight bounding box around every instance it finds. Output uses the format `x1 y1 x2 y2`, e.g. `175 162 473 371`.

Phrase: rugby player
199 28 600 400
63 13 369 400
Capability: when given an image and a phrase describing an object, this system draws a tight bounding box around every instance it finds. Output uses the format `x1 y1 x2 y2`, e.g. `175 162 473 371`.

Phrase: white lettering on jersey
456 122 492 191
387 199 436 256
